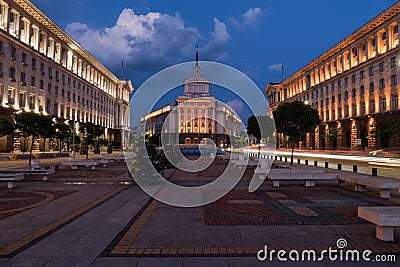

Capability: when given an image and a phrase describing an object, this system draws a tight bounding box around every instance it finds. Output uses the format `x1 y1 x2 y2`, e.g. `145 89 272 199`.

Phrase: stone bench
0 169 54 181
255 167 324 180
60 161 98 170
268 172 338 187
338 175 400 199
234 159 259 169
358 206 400 241
0 173 25 188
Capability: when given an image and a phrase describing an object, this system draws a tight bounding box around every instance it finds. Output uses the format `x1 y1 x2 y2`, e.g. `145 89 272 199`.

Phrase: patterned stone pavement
0 157 400 266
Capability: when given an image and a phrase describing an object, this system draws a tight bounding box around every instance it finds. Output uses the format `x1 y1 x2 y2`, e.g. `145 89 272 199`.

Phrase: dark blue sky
31 0 398 119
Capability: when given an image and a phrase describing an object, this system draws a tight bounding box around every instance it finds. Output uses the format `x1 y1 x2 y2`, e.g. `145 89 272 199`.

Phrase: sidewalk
0 157 399 266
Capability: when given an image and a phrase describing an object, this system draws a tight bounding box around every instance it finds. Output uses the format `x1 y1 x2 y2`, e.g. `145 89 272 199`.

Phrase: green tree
53 123 72 154
273 101 321 165
38 116 55 153
375 121 400 149
322 127 339 149
0 116 14 137
14 112 42 165
247 115 275 156
79 122 104 159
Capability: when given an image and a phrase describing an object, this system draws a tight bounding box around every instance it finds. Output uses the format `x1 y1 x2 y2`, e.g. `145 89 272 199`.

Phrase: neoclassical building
0 0 133 152
266 2 400 151
142 52 242 147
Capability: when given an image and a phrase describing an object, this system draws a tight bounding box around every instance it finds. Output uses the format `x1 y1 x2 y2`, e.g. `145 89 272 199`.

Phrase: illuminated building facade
142 52 242 147
266 2 400 150
0 0 133 152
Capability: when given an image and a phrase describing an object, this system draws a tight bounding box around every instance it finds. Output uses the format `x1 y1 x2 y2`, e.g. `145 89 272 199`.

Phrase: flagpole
281 63 284 82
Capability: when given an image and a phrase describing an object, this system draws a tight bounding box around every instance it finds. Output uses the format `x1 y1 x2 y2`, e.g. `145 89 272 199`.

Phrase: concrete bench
268 172 338 187
60 161 98 170
234 159 259 169
358 206 400 241
0 173 24 188
0 169 54 181
338 175 400 199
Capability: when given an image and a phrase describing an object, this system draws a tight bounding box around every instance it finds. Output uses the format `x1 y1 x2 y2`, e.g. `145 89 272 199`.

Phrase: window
332 96 335 104
338 80 342 88
390 57 397 68
326 98 329 106
395 25 399 35
351 74 356 83
39 80 44 90
351 88 356 98
344 91 349 100
370 100 375 113
61 89 65 97
31 76 36 87
0 63 2 77
22 52 27 65
19 92 26 107
352 104 357 116
9 67 16 81
360 85 365 95
372 37 377 47
20 72 26 85
393 94 398 109
48 83 52 93
48 67 53 78
360 70 364 80
55 86 59 95
68 77 71 85
10 46 16 60
338 93 342 102
369 82 374 93
46 100 51 114
381 97 387 110
0 41 3 54
369 66 374 76
379 61 385 72
29 94 35 109
55 71 59 80
379 78 385 89
344 77 348 86
62 74 65 84
67 91 70 100
40 62 45 73
391 75 397 86
32 58 37 70
361 102 366 115
8 88 15 104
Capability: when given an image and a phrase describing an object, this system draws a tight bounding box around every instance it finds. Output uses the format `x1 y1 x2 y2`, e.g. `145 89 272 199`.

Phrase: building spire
196 45 199 66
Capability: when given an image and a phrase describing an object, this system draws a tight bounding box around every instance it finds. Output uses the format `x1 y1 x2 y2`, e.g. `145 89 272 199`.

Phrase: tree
375 121 400 149
0 116 14 137
38 116 54 153
14 112 42 165
322 127 338 149
53 123 72 154
247 115 275 156
273 101 321 165
79 122 104 159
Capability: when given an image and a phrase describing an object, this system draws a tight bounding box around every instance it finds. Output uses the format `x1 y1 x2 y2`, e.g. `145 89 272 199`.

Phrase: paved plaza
0 154 400 266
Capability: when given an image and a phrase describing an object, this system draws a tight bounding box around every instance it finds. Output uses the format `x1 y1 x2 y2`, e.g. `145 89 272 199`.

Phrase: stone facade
266 2 400 151
0 0 133 152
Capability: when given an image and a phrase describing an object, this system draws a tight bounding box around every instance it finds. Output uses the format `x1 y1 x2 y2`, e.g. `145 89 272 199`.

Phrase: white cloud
268 63 283 72
65 9 232 84
66 9 202 71
203 18 231 61
229 7 264 31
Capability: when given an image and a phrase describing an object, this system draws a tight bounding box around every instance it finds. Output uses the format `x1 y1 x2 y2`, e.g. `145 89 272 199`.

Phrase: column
0 3 9 30
47 37 55 60
365 39 369 61
78 59 82 77
55 43 61 63
21 18 30 44
31 25 39 50
377 32 382 55
39 32 47 55
387 25 393 50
